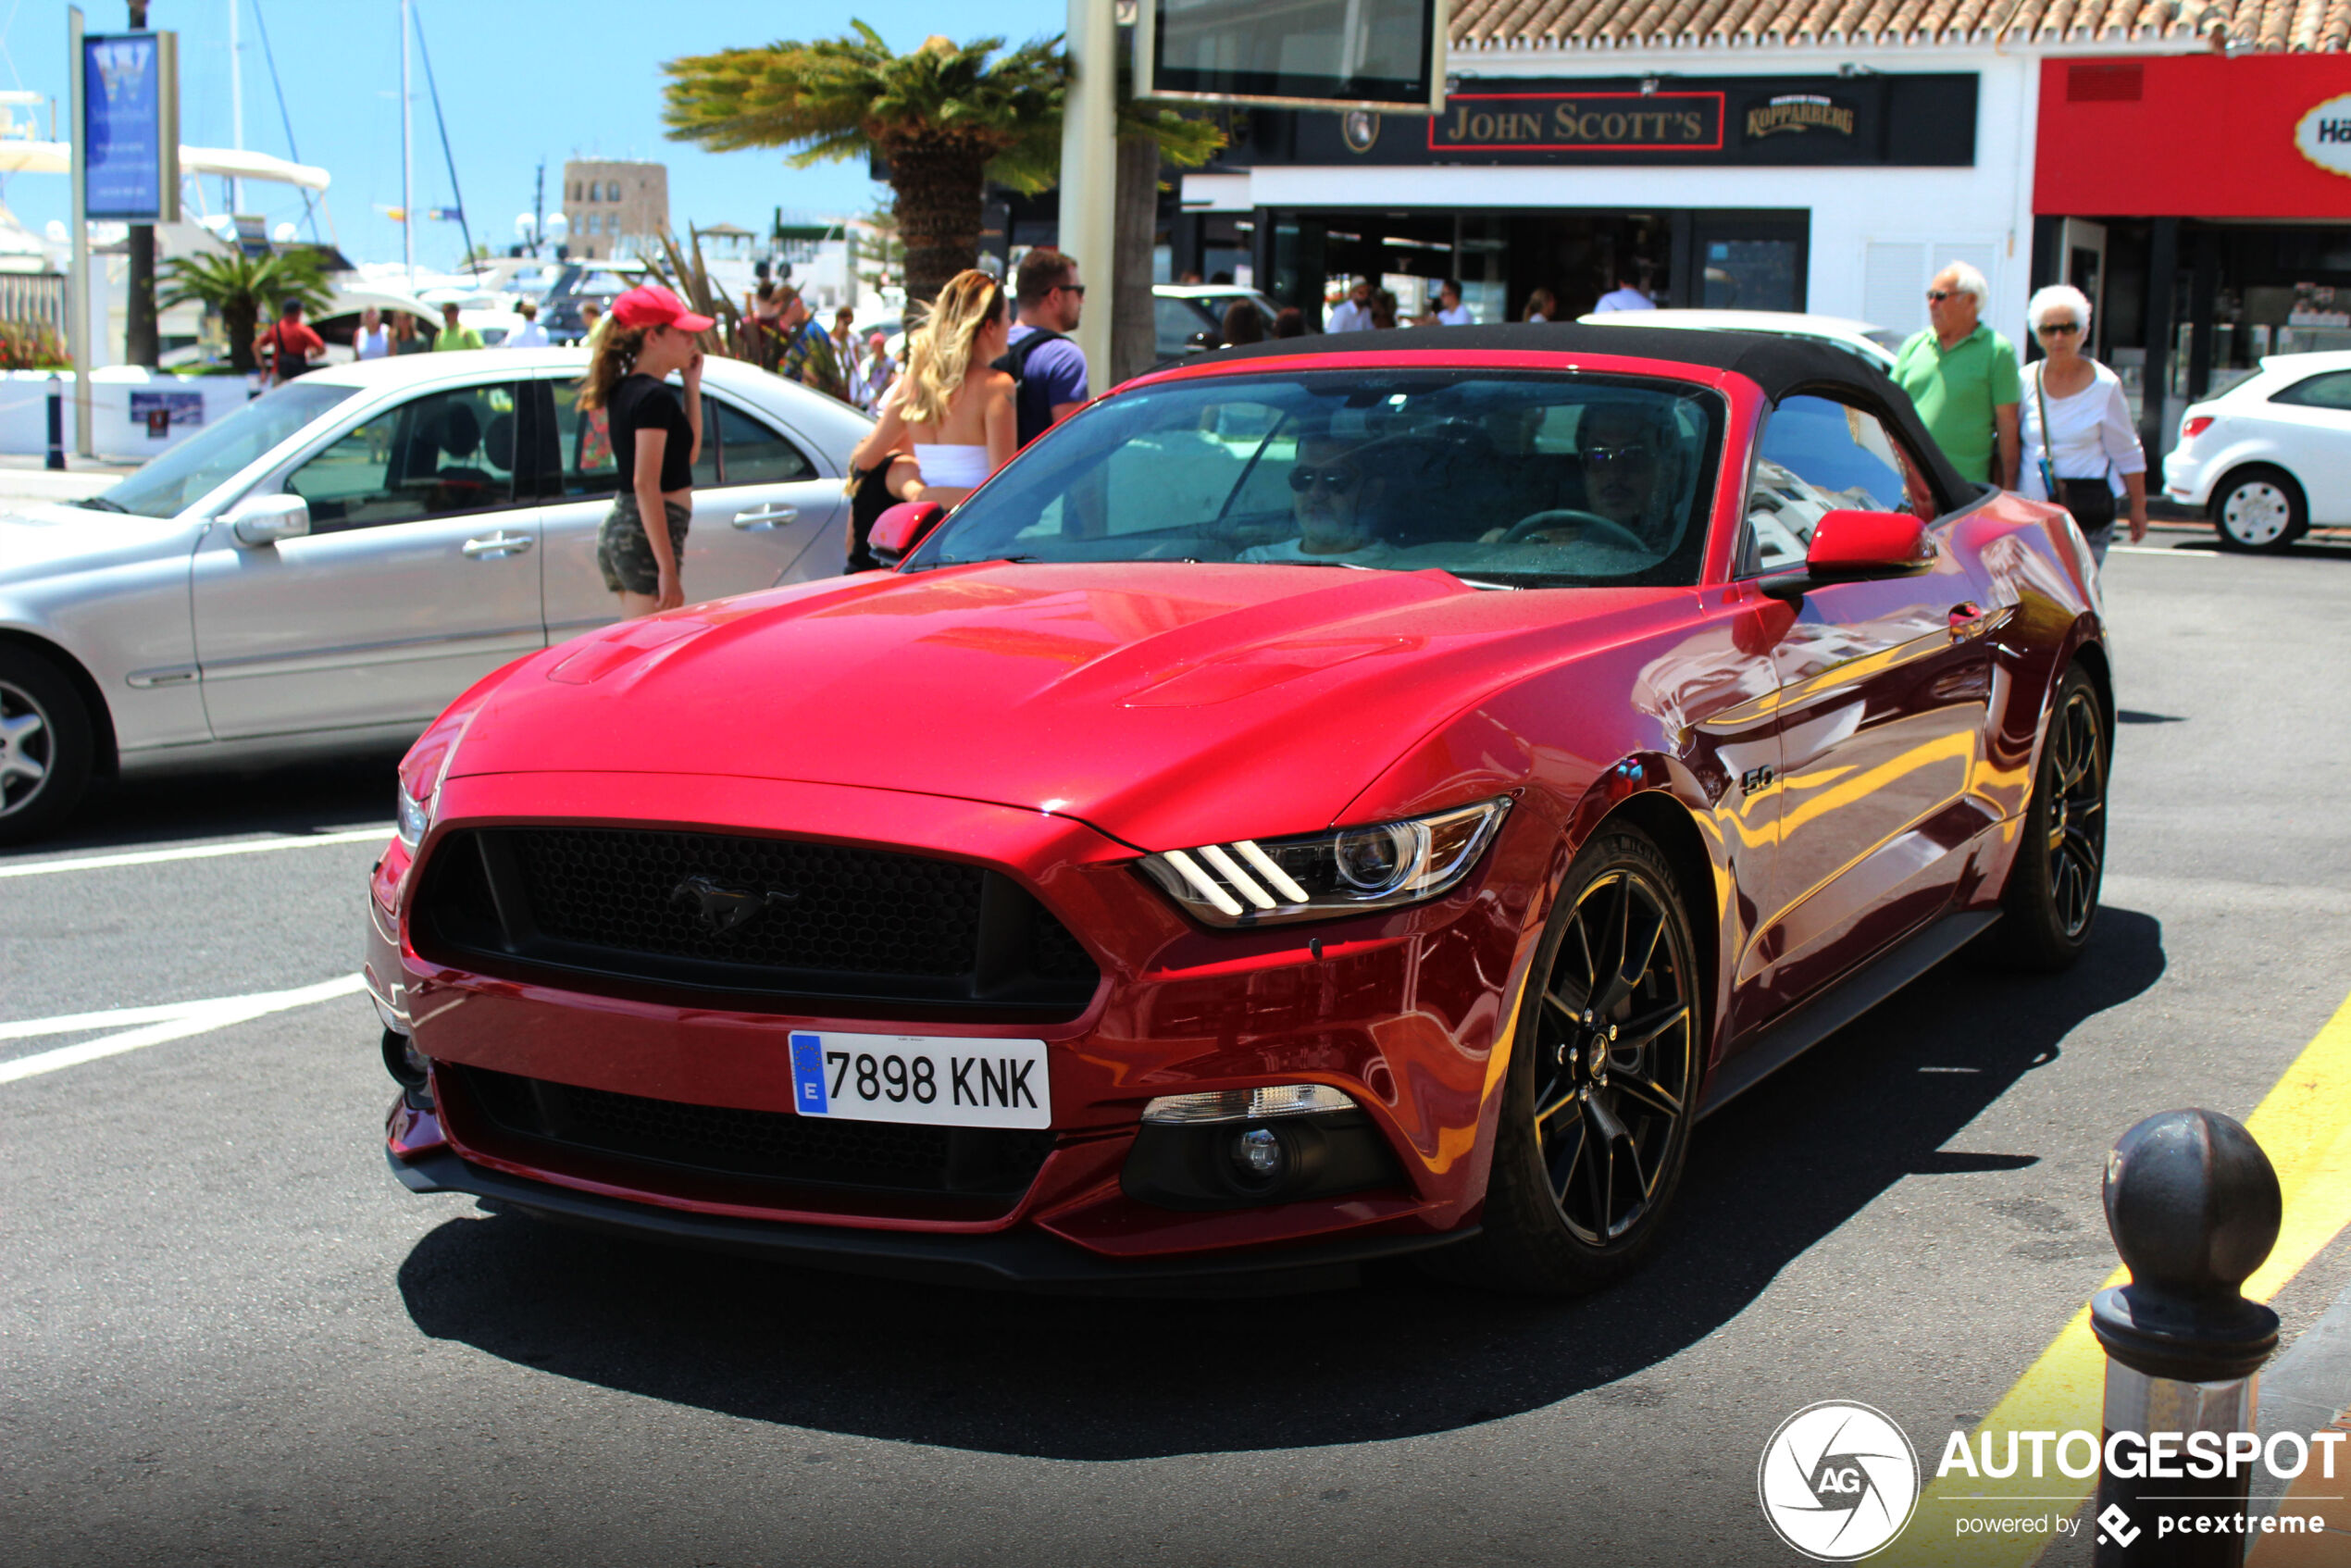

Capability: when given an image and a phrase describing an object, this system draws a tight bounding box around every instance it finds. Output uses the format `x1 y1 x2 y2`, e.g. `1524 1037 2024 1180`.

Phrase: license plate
788 1031 1051 1130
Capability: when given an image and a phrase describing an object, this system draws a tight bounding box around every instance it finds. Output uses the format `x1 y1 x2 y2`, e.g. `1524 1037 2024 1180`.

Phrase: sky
0 0 1069 269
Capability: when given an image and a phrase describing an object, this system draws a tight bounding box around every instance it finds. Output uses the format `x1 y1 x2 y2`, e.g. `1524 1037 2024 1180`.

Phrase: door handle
461 532 534 558
732 505 800 529
1947 603 2010 641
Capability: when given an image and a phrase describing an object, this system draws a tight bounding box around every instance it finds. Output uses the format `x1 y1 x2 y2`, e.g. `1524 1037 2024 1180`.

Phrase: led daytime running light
1138 797 1511 927
1142 1083 1357 1125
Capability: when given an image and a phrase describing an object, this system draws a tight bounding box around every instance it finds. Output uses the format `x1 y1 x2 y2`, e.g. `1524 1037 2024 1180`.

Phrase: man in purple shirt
1002 248 1090 448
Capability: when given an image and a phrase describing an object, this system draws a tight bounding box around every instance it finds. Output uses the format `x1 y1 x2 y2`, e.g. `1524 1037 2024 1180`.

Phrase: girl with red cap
577 284 712 616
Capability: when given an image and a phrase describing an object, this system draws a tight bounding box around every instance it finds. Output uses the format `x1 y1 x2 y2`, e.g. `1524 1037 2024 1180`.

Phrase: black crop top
610 374 693 492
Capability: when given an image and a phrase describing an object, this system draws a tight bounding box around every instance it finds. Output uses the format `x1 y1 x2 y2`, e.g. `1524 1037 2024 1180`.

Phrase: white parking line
0 825 391 879
2108 544 2218 556
0 973 367 1084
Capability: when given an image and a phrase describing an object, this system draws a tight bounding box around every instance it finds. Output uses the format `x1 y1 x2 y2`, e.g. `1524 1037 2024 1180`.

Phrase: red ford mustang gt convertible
367 325 2110 1294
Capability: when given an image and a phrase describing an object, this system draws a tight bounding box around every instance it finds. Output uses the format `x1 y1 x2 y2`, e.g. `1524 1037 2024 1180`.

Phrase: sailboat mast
228 0 244 214
400 0 413 288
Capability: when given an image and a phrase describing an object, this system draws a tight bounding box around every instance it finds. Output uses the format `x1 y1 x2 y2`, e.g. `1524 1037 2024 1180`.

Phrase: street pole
399 0 414 291
124 0 155 368
66 6 93 457
1058 0 1116 386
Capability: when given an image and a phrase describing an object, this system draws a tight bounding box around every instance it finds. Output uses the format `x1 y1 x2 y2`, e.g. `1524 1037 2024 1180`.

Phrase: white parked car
0 349 866 841
1577 308 1904 371
2163 350 2351 551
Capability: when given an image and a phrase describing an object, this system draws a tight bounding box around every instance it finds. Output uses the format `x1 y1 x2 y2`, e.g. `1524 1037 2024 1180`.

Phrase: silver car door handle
461 532 534 557
732 505 800 529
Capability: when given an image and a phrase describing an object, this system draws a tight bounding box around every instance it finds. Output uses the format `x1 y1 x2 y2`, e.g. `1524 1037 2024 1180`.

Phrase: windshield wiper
74 494 128 513
924 553 1044 569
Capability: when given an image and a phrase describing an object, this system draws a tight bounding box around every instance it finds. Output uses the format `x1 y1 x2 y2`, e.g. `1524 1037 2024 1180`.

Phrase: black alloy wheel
1990 663 2107 971
0 647 94 845
1436 826 1700 1294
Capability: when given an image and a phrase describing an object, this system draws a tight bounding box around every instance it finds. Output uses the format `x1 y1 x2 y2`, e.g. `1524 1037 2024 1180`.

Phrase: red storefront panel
2035 55 2351 219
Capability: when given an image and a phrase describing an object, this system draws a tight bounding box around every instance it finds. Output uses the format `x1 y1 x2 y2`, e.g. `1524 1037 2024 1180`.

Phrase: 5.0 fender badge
671 874 799 936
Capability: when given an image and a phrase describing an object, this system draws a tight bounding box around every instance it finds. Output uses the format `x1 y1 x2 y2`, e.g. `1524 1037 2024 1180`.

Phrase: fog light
1230 1126 1286 1182
381 1027 432 1106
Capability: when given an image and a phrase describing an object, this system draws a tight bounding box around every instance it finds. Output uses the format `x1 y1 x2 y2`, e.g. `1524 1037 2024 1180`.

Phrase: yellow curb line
1875 985 2351 1568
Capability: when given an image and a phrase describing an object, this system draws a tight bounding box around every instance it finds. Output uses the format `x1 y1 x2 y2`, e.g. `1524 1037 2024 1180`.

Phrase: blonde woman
575 284 711 617
851 269 1015 509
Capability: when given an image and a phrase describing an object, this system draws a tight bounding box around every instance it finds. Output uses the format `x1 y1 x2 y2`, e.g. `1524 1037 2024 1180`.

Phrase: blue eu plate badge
790 1031 828 1115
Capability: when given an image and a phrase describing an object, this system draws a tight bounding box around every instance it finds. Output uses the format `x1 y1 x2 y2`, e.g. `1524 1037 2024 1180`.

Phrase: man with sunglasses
1240 429 1395 566
1001 248 1090 448
1891 261 2021 489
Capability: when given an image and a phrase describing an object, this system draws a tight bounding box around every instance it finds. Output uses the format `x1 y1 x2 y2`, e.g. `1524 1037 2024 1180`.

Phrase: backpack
993 329 1068 450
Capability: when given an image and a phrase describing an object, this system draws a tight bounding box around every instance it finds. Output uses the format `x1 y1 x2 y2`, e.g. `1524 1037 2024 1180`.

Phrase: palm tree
663 25 1219 309
157 249 334 373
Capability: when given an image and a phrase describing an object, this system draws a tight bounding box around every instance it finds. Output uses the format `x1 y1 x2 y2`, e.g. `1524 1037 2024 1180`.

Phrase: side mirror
1760 509 1933 602
225 492 311 548
868 501 945 567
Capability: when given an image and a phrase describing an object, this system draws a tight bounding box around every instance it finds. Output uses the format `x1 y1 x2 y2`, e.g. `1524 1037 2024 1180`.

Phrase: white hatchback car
0 349 866 841
2163 350 2351 551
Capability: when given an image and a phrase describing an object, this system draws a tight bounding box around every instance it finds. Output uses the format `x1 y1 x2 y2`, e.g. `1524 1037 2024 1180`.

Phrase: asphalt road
5 532 2350 1568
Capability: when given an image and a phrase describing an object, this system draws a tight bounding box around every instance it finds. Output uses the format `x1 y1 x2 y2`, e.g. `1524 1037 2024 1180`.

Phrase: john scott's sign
1432 92 1723 152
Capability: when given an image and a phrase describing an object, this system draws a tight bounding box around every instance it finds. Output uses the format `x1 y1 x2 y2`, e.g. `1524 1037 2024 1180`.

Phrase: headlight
393 779 432 851
1138 798 1511 927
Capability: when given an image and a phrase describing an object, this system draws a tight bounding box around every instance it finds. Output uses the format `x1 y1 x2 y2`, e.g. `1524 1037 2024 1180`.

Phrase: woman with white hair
2020 284 2146 563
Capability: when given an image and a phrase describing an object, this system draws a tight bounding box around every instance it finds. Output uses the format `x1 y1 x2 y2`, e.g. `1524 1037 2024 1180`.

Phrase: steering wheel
1499 509 1649 552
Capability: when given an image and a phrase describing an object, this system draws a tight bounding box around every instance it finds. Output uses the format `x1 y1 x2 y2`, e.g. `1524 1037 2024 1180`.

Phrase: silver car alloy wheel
2220 480 2293 546
0 677 54 819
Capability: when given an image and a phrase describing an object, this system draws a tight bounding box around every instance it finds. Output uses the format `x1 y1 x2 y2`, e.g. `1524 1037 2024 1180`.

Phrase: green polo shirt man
433 304 484 353
1891 264 2021 487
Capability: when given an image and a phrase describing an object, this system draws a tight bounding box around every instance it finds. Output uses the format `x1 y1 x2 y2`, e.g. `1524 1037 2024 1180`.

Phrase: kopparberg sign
2295 93 2351 178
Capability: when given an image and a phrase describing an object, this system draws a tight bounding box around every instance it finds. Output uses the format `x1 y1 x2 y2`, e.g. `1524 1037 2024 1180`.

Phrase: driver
1239 428 1395 566
1485 402 1682 550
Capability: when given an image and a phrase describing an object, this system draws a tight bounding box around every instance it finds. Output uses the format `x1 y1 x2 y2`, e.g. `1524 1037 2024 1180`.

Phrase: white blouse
2019 359 2146 503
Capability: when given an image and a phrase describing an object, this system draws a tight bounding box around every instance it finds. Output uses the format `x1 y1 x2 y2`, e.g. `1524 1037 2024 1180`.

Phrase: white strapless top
913 443 992 489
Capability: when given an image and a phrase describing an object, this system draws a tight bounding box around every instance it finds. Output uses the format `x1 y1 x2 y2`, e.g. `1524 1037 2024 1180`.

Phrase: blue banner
83 33 164 220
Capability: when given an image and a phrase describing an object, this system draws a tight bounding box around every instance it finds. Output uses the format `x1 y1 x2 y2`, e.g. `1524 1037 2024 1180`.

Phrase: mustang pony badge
670 874 798 936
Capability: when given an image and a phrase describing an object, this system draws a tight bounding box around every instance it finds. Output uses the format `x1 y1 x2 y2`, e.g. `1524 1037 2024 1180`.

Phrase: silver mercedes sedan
0 349 870 842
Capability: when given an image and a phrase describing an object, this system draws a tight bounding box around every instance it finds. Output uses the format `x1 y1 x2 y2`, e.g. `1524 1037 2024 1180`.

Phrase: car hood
0 502 199 585
452 563 1683 849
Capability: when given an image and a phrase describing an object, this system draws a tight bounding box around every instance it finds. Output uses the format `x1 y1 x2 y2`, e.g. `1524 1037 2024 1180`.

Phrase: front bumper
390 1142 1475 1295
370 769 1549 1277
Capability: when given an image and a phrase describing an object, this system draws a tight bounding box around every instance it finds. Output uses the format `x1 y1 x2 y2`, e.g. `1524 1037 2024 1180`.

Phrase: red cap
609 283 715 334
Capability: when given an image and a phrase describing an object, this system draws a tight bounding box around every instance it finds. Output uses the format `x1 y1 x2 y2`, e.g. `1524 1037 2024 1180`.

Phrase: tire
0 645 95 845
2210 466 2307 553
1434 826 1702 1294
1989 664 2107 972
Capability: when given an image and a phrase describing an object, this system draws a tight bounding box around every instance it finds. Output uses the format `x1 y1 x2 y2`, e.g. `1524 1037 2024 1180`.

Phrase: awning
0 141 330 192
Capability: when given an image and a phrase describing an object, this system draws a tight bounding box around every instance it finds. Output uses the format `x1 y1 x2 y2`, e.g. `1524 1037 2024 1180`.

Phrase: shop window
2270 370 2351 412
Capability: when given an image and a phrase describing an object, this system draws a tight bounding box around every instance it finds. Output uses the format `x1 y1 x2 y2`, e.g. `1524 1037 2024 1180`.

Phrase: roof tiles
1449 0 2351 48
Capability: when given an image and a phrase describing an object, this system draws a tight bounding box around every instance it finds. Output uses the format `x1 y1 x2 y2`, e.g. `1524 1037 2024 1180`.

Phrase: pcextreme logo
1758 1401 1922 1562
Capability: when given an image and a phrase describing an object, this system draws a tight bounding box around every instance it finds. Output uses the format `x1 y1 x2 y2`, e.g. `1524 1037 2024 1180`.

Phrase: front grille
413 828 1100 1018
457 1065 1058 1198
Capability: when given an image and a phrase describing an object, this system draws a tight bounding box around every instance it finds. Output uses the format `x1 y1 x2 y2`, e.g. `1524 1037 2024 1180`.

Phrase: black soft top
1163 321 1973 513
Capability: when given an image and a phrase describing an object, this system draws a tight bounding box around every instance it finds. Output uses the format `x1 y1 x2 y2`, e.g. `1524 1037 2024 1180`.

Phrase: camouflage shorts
596 494 691 595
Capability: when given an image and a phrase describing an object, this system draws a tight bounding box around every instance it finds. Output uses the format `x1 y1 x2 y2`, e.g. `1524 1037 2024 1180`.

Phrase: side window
549 383 617 499
2270 371 2351 411
286 382 518 532
1742 394 1929 575
709 399 816 485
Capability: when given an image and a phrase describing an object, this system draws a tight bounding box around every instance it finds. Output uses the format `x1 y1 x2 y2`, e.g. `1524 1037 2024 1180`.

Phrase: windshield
90 381 356 518
911 370 1723 588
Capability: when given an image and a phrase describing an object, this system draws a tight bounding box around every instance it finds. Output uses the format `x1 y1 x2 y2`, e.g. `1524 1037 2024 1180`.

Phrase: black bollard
44 372 64 471
2088 1109 2281 1565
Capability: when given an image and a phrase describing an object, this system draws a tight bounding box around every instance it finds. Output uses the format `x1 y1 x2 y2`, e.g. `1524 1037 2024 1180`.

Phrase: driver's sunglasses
1585 442 1655 467
1289 464 1362 494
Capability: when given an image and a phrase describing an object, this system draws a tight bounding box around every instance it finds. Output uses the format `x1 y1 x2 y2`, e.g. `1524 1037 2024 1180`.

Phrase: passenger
1238 429 1395 566
1485 403 1681 552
